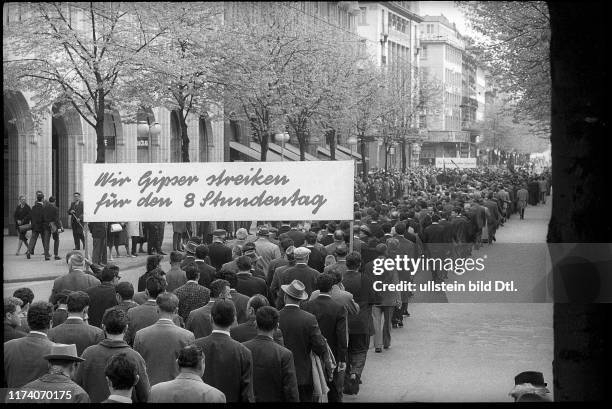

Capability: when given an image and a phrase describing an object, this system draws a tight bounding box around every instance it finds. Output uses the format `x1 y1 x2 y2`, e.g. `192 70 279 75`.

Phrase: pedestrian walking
14 194 31 255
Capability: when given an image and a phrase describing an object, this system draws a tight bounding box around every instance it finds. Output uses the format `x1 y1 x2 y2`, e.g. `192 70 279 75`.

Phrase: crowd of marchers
4 165 552 403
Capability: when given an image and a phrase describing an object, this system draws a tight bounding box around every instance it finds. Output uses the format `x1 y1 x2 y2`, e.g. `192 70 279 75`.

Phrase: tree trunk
179 113 190 162
360 137 367 182
298 130 306 161
260 130 269 162
401 139 407 172
548 1 609 401
95 94 105 164
327 129 336 160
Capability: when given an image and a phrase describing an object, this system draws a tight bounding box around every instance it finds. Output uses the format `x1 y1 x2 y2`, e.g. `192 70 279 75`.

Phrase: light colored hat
43 343 85 362
293 247 311 259
281 279 308 300
68 253 85 268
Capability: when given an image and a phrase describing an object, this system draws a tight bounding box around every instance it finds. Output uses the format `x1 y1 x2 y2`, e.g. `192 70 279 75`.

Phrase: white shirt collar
107 395 132 403
318 293 332 298
158 318 174 323
67 315 84 321
212 329 230 336
29 331 48 337
285 303 300 308
187 280 199 284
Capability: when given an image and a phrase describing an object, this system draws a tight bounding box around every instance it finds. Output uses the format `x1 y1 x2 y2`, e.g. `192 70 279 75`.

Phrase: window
426 23 434 34
359 7 367 24
421 45 427 59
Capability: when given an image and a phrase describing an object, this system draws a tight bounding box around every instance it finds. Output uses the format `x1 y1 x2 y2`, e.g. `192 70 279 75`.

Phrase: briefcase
18 223 31 232
50 222 59 234
110 223 123 233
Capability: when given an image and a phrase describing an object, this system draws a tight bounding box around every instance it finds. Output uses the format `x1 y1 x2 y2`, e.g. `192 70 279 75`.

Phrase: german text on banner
82 161 354 222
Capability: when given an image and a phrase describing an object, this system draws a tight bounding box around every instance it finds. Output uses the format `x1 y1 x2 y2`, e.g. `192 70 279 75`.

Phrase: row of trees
3 2 441 170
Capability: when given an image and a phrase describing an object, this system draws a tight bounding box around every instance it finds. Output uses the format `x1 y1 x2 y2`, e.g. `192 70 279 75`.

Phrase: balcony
419 33 464 50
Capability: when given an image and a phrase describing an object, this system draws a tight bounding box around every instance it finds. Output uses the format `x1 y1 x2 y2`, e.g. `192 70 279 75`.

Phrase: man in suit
220 271 250 324
269 246 296 308
266 238 294 285
421 214 450 283
392 222 416 325
278 279 327 402
48 291 105 355
134 293 195 386
235 255 268 298
230 294 283 344
517 185 529 220
253 227 281 274
4 297 27 341
303 274 347 402
166 250 187 292
125 276 182 346
89 221 108 265
174 264 211 321
149 344 226 403
323 243 349 277
209 229 233 271
85 264 119 327
75 308 150 403
309 270 359 316
26 191 51 260
44 196 64 260
194 300 255 402
100 353 141 403
186 279 231 339
279 247 320 299
370 242 401 353
304 232 325 273
68 192 85 250
319 222 336 246
49 252 101 305
243 306 299 402
4 301 55 387
342 253 377 395
193 244 218 288
325 230 346 258
283 221 306 247
484 193 501 243
15 343 90 403
102 281 138 322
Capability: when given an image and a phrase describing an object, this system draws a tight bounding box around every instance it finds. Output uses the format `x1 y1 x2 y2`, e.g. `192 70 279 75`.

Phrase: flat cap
294 247 311 258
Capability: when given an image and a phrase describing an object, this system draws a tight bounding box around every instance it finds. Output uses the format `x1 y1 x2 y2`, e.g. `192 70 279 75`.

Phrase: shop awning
229 141 261 161
278 142 320 161
248 142 286 161
337 144 366 161
317 146 353 161
267 142 301 161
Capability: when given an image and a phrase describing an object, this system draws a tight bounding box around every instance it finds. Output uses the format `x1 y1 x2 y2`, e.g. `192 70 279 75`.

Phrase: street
346 200 553 402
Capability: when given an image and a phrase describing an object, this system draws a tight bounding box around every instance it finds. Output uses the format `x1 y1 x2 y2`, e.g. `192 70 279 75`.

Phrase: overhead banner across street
435 157 477 169
83 161 354 222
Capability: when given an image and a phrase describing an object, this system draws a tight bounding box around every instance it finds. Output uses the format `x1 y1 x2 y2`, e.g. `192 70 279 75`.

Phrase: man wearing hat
509 371 552 402
226 228 251 251
323 244 349 277
15 344 90 403
304 232 325 273
253 227 281 275
269 245 297 308
279 247 320 297
209 229 233 271
49 252 100 305
180 237 200 269
278 279 327 402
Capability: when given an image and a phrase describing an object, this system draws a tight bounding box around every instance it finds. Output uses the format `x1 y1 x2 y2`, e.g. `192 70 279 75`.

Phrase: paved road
346 199 553 402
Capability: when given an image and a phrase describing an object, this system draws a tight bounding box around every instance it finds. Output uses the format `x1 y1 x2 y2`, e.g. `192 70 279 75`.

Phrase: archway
3 91 33 235
136 108 155 163
170 110 182 162
103 111 120 163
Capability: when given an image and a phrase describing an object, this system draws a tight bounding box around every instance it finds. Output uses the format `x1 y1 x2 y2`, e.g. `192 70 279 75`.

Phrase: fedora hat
281 279 308 300
184 241 198 254
514 371 546 387
212 229 227 237
43 343 85 362
257 227 270 236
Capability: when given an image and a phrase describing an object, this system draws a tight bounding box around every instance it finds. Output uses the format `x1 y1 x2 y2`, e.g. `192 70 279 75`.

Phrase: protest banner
83 161 354 222
435 157 477 169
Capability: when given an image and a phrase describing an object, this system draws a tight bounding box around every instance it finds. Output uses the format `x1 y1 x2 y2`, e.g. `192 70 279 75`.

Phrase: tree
459 1 550 129
123 2 226 162
3 2 168 163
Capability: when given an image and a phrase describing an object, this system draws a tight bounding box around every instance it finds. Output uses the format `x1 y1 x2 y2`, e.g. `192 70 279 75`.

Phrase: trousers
372 306 393 349
28 229 50 257
327 368 344 402
347 333 369 377
92 236 107 265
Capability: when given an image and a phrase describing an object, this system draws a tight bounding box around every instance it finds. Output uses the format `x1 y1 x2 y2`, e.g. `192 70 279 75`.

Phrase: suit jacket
303 295 347 363
194 332 254 402
124 300 184 346
279 264 320 296
52 308 69 327
421 223 450 257
50 270 101 305
208 242 233 271
229 317 284 345
48 317 105 355
75 338 150 403
343 270 377 334
85 282 118 327
253 238 281 274
221 259 266 280
102 300 138 324
4 322 26 342
14 203 31 227
484 200 501 224
43 203 62 229
68 200 84 226
4 332 55 387
235 272 268 298
174 281 211 321
17 373 90 403
243 335 299 402
134 319 195 386
265 257 289 285
195 260 217 288
278 305 327 386
310 285 359 316
186 301 215 339
149 372 226 403
306 245 326 273
323 259 348 277
166 264 187 292
229 289 250 324
29 202 46 232
285 229 306 247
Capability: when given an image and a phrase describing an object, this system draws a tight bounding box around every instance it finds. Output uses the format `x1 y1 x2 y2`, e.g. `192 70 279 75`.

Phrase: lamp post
274 132 290 162
137 120 162 162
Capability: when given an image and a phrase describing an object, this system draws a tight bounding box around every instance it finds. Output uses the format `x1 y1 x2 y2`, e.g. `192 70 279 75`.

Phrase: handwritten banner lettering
83 161 354 222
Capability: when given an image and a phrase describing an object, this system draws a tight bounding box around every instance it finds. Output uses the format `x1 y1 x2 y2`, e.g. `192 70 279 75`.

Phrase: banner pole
349 221 354 253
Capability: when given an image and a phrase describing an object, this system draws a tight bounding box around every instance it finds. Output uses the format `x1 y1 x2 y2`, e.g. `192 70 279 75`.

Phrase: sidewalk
3 226 174 283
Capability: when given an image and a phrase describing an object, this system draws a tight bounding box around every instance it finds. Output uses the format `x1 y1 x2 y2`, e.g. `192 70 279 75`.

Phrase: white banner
83 161 354 222
435 157 477 169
